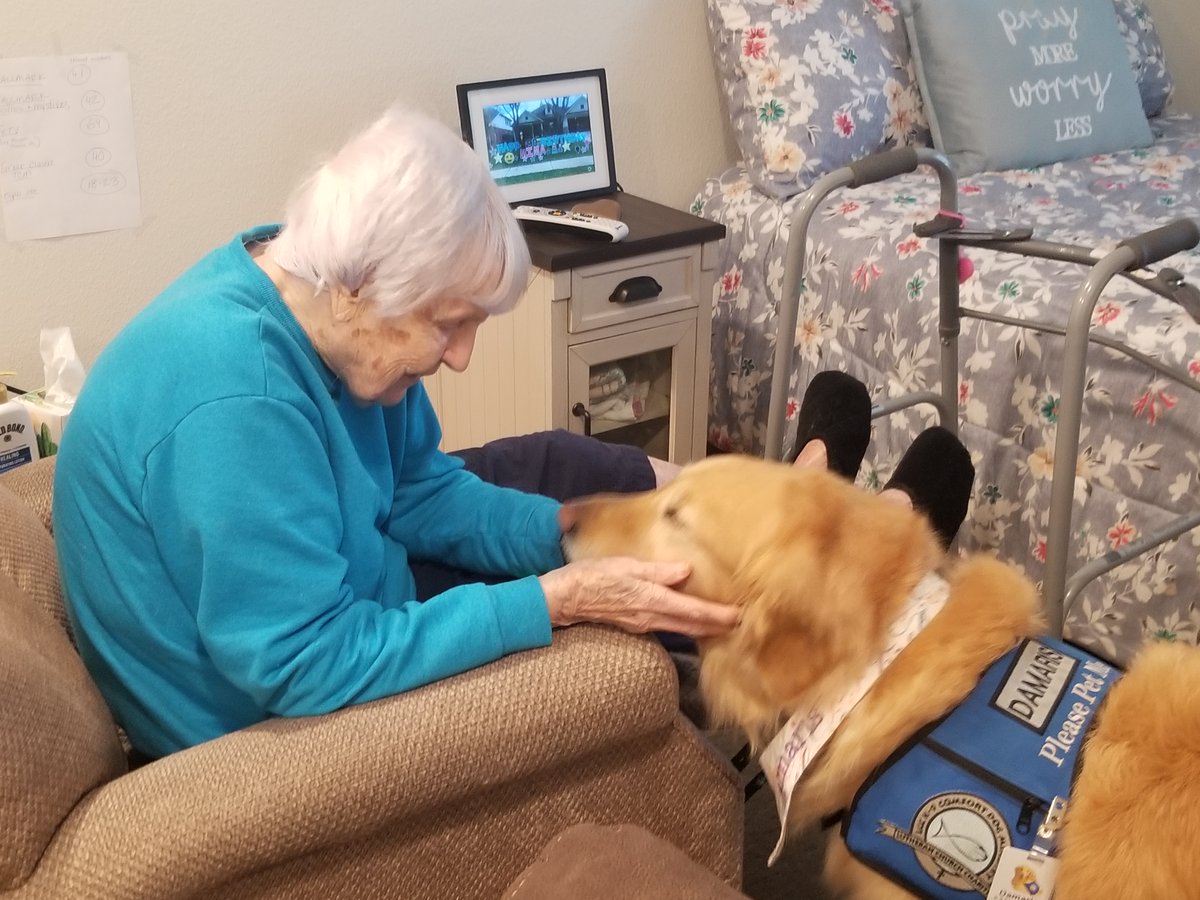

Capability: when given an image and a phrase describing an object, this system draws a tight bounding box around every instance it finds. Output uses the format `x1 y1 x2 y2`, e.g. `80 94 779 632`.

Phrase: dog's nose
558 502 579 536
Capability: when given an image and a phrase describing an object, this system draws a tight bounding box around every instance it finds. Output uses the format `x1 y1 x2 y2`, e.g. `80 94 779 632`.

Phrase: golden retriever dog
560 454 1200 899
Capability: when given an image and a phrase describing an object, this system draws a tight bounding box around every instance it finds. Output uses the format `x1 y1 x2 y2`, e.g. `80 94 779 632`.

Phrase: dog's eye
663 504 682 524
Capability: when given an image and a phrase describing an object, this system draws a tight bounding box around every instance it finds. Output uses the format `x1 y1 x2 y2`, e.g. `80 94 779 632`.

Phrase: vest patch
879 791 1011 894
991 639 1076 731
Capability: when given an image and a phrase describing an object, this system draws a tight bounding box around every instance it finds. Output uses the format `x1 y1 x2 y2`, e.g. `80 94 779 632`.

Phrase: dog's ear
745 593 846 708
726 474 941 713
698 589 845 745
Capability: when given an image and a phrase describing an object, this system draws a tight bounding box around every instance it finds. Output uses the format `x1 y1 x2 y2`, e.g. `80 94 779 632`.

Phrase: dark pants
409 430 656 599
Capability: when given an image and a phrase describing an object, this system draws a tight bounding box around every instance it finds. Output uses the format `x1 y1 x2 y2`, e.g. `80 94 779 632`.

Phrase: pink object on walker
938 211 975 283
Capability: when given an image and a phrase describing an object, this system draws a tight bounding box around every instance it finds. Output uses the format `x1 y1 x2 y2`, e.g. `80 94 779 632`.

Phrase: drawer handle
571 402 592 436
609 275 662 304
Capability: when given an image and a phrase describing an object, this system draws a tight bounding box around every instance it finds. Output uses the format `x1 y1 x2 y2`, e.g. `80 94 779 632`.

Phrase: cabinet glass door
567 319 696 462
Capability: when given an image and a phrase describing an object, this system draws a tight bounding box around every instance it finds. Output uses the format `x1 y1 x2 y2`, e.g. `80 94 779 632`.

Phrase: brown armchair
0 457 742 899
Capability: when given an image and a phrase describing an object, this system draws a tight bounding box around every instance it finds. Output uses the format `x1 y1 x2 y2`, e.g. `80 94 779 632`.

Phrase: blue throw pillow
901 0 1153 175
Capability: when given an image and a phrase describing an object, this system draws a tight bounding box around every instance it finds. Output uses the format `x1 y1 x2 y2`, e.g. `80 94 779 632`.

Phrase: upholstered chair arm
24 626 681 899
0 456 55 534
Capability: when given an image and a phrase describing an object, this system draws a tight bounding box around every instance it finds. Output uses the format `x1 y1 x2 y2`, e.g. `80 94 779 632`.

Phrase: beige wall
2 1 1196 388
1147 0 1200 116
1 1 735 387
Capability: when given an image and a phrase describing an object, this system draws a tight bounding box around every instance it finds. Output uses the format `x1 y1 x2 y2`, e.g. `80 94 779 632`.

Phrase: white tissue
40 327 86 408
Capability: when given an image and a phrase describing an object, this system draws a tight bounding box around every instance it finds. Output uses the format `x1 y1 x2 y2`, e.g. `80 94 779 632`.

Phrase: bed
693 0 1200 666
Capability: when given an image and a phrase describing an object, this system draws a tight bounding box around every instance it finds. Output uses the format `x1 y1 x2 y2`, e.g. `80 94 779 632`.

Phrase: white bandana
759 571 950 865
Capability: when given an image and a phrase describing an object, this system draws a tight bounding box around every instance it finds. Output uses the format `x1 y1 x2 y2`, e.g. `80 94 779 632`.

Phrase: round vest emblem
908 791 1011 891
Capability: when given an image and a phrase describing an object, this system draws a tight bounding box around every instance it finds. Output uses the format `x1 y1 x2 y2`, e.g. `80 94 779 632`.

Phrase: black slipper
882 426 974 549
789 371 872 480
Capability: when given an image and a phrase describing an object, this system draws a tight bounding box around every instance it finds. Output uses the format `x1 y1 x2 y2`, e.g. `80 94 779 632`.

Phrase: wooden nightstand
424 192 726 463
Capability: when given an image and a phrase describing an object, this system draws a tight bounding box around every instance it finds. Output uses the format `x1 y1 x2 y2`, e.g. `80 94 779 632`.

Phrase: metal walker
763 146 1200 637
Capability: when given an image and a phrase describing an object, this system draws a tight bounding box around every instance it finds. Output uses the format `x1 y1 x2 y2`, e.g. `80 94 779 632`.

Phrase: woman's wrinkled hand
538 557 740 638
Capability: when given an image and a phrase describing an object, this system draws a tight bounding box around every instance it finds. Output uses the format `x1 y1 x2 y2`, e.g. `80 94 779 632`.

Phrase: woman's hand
538 557 740 638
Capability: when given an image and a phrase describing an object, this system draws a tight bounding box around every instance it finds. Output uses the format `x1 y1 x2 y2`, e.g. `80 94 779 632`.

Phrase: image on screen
479 93 596 190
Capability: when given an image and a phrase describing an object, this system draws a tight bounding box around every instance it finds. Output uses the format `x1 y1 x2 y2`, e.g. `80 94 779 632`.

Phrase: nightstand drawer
426 192 723 463
569 246 698 334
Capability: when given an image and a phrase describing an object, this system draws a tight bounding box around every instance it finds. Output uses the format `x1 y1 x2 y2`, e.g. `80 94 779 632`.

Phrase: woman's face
320 293 488 407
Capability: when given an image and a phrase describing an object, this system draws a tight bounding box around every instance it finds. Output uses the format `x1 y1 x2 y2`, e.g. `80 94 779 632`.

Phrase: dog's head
561 455 943 743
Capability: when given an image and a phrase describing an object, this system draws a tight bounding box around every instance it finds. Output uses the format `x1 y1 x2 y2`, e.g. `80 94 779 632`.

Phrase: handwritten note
0 53 142 242
997 5 1112 144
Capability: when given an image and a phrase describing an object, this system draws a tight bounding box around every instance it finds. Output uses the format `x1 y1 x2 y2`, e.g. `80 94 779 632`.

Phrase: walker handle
1118 218 1200 268
846 148 921 188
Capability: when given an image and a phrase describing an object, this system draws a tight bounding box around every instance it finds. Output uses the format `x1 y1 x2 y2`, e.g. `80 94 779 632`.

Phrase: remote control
513 205 629 242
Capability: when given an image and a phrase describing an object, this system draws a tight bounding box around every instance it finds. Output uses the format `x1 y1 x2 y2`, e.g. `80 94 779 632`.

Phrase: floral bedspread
693 115 1200 665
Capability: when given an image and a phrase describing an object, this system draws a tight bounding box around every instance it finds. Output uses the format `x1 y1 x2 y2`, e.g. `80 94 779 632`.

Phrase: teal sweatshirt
53 226 562 756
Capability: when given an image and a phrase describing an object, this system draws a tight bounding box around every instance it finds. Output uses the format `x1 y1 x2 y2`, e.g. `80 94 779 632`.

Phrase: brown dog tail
879 554 1047 728
941 553 1048 648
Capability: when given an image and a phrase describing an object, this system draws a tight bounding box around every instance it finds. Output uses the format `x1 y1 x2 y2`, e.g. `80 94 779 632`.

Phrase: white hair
268 105 530 318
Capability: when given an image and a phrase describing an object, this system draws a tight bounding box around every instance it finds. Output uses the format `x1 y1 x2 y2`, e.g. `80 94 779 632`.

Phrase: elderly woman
54 105 975 760
52 106 741 760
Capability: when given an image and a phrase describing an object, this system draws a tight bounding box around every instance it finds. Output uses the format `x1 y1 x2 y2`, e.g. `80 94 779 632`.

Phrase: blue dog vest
842 637 1120 898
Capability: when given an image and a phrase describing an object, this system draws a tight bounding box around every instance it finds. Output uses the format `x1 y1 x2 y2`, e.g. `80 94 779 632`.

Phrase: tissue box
14 390 72 458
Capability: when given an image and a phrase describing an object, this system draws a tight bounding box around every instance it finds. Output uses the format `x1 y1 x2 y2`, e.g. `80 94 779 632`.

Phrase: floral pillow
706 0 930 201
1112 0 1174 117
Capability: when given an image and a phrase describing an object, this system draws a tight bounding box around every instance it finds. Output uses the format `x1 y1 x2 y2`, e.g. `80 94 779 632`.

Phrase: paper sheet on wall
0 52 142 241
